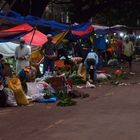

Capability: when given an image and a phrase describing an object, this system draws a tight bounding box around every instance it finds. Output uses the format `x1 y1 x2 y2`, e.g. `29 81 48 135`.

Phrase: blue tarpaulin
0 11 70 30
0 11 127 35
0 11 93 32
0 10 94 42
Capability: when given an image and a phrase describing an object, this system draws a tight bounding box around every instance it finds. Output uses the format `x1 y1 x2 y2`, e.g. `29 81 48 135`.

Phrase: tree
5 0 50 17
1 0 140 26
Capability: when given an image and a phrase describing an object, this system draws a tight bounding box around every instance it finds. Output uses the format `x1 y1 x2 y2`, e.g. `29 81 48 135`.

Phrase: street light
120 32 124 37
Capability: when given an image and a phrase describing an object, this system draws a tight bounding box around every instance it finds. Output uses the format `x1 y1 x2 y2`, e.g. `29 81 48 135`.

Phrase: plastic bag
27 82 44 101
4 88 17 107
34 97 58 103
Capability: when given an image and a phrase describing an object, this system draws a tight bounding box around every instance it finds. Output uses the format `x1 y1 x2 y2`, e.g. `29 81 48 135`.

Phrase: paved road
0 61 140 140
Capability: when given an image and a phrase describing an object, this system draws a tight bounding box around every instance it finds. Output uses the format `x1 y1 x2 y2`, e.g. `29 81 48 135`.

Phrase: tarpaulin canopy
0 10 128 36
51 24 94 43
0 11 94 32
93 25 128 35
93 25 109 35
0 22 94 44
0 23 33 42
0 23 48 46
0 11 70 30
52 31 69 45
72 24 94 37
109 25 128 32
21 28 48 47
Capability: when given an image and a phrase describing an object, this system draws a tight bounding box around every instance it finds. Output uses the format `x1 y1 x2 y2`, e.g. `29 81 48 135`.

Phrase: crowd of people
0 33 139 107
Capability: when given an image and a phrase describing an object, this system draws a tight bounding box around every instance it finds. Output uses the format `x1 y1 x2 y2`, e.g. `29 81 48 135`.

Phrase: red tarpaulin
0 23 33 38
71 25 94 36
21 29 48 47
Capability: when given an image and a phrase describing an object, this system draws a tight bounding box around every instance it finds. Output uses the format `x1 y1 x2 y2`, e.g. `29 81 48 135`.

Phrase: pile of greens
70 71 85 85
55 90 77 107
57 98 77 107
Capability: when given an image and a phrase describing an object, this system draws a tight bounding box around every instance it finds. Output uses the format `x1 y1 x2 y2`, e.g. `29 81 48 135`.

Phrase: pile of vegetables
55 90 77 107
70 71 85 85
57 98 77 107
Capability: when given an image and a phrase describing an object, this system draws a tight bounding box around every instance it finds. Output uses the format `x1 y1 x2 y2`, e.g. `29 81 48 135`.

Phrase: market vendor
15 39 31 74
41 34 57 75
17 66 37 94
122 36 134 73
84 48 98 84
77 42 90 76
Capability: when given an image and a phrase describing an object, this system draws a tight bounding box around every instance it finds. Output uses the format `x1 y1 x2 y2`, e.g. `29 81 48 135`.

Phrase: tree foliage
1 0 140 26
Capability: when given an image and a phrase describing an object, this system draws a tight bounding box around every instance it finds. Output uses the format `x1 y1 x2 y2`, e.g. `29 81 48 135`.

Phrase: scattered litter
105 92 114 96
76 82 96 89
54 119 64 125
97 73 107 80
129 72 136 75
76 85 84 89
118 83 128 86
115 81 119 85
86 81 96 88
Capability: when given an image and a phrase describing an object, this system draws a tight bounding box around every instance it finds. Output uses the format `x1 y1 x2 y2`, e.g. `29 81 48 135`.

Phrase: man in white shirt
15 39 31 74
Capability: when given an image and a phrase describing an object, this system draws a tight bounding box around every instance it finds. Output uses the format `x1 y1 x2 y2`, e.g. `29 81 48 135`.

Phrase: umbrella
21 28 48 47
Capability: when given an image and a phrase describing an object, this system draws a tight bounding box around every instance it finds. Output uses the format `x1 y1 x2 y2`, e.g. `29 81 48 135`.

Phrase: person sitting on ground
17 66 37 94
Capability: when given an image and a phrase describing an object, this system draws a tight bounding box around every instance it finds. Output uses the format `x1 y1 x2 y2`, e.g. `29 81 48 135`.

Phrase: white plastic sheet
0 42 18 58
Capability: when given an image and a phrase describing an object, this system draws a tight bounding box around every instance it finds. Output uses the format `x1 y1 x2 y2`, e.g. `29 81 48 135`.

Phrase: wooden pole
30 27 36 45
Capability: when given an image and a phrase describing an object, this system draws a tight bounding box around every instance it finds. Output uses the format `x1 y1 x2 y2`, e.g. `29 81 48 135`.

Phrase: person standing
41 34 57 75
116 37 123 63
122 37 134 73
15 39 31 74
77 43 90 76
